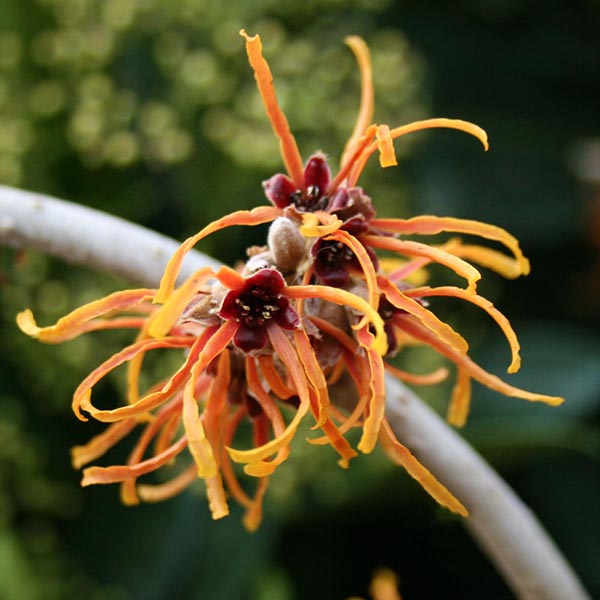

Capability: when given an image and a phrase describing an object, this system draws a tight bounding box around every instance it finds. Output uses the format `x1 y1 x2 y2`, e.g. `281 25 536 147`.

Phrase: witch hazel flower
16 29 563 528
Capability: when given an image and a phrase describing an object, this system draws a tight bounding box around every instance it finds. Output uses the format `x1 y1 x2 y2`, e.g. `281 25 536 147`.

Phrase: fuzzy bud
267 217 307 274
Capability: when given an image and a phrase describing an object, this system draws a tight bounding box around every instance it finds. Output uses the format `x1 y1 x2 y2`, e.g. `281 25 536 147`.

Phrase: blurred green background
1 1 598 598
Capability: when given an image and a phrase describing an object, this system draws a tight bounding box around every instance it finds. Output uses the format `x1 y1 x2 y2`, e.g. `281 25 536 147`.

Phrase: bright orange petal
16 289 155 343
240 30 304 189
287 284 387 356
71 418 138 469
293 328 330 427
326 229 380 319
73 336 193 421
137 464 197 502
406 285 521 373
215 265 246 290
81 436 188 486
379 420 468 516
378 276 468 354
155 206 281 304
397 315 564 406
371 215 530 277
329 124 378 193
341 35 374 168
441 239 527 279
363 234 481 293
356 327 386 454
384 363 449 386
349 118 488 186
227 325 310 468
183 321 238 478
258 354 295 399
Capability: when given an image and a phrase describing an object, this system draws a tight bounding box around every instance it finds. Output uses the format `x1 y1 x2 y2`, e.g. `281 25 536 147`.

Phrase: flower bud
267 217 307 274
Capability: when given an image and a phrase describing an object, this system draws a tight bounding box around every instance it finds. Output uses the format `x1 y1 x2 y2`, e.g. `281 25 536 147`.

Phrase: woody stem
0 184 591 600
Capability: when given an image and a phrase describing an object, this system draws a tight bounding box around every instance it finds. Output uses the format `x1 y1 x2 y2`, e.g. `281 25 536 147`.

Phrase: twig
0 185 591 599
0 184 221 284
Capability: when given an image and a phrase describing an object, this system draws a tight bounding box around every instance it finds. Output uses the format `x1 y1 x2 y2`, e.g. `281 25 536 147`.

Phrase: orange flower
17 30 564 528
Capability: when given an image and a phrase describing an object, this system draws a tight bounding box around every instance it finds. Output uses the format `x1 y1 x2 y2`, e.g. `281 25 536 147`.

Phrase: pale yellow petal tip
209 507 229 521
547 395 565 407
239 29 255 42
70 447 87 470
16 309 41 337
507 356 522 374
357 432 378 455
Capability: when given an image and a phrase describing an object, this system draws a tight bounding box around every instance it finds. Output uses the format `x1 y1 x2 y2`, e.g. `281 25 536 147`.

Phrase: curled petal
287 284 388 356
341 35 374 168
71 418 138 469
378 276 469 355
363 234 481 293
138 464 198 502
227 325 310 468
398 315 564 406
379 420 468 516
349 118 488 187
445 240 528 279
356 327 386 454
148 267 214 339
16 289 156 343
384 363 450 386
183 365 218 479
155 206 281 304
371 216 530 278
73 336 194 421
81 436 188 486
206 474 230 520
405 285 521 373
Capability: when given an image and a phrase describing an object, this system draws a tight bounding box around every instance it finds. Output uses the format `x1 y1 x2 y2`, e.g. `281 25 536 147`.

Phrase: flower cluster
17 30 563 530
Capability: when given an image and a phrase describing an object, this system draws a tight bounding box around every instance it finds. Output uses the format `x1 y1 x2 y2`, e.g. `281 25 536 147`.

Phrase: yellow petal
376 124 398 168
148 267 213 339
299 211 342 237
371 215 530 278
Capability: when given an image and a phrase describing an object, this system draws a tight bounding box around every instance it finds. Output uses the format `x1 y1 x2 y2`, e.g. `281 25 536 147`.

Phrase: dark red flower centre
219 269 299 353
233 286 282 328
